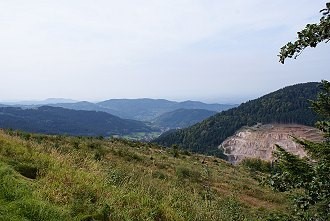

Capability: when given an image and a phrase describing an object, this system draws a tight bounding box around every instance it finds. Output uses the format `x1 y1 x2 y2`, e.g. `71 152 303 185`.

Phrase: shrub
241 158 272 173
176 166 201 182
152 171 167 180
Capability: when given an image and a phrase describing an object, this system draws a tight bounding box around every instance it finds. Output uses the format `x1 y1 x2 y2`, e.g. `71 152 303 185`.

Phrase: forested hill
0 106 155 136
154 82 321 157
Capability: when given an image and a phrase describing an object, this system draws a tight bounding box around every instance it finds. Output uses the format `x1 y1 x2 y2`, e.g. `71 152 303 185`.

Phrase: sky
0 0 329 104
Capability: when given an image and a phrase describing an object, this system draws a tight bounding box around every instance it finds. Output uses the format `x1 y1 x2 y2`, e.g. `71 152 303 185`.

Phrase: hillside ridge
154 82 321 157
0 106 155 136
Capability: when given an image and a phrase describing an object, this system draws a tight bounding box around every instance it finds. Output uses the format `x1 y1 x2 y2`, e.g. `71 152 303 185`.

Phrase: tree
270 81 330 220
270 3 330 220
279 3 330 64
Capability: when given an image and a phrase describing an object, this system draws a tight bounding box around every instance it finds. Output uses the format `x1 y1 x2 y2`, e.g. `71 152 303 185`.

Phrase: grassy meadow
0 129 292 220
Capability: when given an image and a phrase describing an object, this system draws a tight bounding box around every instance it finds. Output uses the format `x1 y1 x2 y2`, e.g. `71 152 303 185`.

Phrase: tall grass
0 130 291 220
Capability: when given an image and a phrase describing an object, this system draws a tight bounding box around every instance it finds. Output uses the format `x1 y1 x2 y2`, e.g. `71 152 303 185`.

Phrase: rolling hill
47 101 124 117
152 108 217 129
0 106 155 136
154 82 321 157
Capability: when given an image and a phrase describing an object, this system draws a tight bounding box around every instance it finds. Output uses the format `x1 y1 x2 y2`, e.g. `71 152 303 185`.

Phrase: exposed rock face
220 124 323 164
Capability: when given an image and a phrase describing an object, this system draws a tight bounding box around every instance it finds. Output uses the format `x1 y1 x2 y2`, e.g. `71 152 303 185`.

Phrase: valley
1 1 329 219
0 0 329 219
0 99 233 139
0 82 323 155
0 82 328 220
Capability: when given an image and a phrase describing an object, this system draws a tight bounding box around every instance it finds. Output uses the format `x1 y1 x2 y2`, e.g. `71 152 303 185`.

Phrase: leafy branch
279 3 330 63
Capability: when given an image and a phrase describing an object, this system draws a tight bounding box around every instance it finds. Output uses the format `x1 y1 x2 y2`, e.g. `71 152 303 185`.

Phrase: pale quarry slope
220 124 323 164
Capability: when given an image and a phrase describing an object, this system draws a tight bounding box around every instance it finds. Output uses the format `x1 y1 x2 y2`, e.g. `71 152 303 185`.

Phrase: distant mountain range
0 106 155 136
154 82 321 157
96 99 236 121
0 98 236 124
0 83 322 149
46 101 124 117
152 108 217 129
1 98 77 105
0 99 235 136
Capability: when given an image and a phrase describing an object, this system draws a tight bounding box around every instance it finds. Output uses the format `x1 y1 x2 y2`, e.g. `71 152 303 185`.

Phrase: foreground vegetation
0 129 292 220
274 3 329 219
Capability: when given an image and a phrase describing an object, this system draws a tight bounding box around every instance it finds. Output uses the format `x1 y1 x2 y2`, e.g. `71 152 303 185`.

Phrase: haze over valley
0 98 236 139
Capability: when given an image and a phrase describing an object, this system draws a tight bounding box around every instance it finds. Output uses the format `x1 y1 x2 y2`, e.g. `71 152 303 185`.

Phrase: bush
241 158 272 173
152 171 167 180
176 166 201 182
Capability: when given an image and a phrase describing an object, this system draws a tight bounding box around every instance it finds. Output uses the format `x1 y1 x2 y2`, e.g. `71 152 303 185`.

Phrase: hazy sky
0 1 329 103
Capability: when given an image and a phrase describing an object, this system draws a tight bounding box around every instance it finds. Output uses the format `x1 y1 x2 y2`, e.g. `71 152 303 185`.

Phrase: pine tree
270 81 330 220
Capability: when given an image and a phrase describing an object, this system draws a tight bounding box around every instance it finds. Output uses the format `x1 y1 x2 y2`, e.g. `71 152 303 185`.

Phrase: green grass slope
154 82 321 157
0 129 291 220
